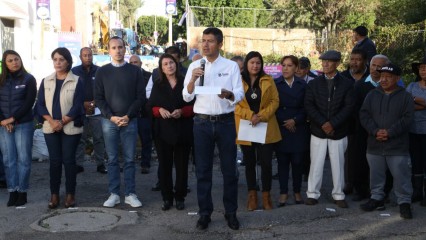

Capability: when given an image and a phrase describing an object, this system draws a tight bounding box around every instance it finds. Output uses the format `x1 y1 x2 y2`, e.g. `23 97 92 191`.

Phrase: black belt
195 112 234 121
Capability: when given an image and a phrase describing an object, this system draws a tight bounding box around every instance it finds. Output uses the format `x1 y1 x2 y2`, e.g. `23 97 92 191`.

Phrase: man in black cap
352 26 377 65
304 50 355 208
359 63 414 219
295 57 317 83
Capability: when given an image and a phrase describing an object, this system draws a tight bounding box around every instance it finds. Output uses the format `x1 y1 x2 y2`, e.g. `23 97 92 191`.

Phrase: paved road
1 157 426 240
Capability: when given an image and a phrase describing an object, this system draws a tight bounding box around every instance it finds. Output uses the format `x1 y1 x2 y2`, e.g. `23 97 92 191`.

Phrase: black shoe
0 180 6 188
224 213 240 230
305 198 318 205
399 203 412 219
140 167 150 174
360 198 385 212
421 198 426 207
196 215 211 230
334 200 348 208
352 193 369 202
97 165 108 174
176 200 185 210
151 181 160 191
15 192 27 206
161 200 172 211
77 165 84 174
272 173 279 180
7 191 18 207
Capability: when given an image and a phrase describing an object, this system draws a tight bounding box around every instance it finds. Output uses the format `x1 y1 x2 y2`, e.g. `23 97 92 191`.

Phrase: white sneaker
103 193 120 207
125 193 142 208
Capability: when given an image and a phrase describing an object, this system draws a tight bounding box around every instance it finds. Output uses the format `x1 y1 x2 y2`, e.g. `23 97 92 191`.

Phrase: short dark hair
351 48 367 61
108 36 125 48
281 55 299 68
203 27 223 43
80 47 92 56
165 46 181 58
241 51 265 85
231 56 244 62
353 26 368 37
51 47 73 72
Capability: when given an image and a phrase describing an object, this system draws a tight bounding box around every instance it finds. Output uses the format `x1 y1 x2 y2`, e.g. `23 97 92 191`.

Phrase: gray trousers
76 115 105 166
367 154 412 204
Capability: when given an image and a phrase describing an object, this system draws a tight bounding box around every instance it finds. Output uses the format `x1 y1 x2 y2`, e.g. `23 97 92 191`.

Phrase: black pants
276 151 305 194
45 132 81 195
241 143 274 192
349 133 370 195
409 133 426 175
156 138 191 202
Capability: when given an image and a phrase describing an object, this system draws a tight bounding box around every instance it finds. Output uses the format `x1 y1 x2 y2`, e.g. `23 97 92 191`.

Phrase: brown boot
64 194 75 208
262 191 273 210
247 190 258 211
48 194 59 209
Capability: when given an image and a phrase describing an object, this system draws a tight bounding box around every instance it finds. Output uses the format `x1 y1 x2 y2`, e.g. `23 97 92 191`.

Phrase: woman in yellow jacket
235 51 281 210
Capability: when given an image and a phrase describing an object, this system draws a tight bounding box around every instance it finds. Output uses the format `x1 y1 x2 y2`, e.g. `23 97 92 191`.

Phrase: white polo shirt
182 55 244 115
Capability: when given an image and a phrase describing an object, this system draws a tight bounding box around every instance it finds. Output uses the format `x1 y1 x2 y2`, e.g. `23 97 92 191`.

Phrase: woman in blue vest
0 50 37 206
37 47 84 209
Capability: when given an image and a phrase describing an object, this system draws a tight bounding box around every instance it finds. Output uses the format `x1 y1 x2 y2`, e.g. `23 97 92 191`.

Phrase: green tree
270 0 377 33
376 0 426 26
109 0 143 29
137 15 169 45
188 0 270 28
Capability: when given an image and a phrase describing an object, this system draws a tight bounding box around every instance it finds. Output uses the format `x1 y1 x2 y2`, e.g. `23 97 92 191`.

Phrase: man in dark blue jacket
72 47 107 174
352 26 377 65
304 50 355 208
359 63 414 219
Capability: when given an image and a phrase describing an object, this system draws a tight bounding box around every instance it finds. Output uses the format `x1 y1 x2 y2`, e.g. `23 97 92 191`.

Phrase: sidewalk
1 157 426 240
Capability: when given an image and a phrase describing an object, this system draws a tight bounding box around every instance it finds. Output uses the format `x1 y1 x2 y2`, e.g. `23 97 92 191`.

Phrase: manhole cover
30 207 139 232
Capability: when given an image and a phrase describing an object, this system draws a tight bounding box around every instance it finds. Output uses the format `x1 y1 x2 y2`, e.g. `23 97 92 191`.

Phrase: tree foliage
137 16 169 45
189 0 270 28
270 0 377 35
109 0 143 29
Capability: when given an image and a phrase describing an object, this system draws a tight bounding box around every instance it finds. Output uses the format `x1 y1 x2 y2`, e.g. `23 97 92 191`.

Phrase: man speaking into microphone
183 27 244 230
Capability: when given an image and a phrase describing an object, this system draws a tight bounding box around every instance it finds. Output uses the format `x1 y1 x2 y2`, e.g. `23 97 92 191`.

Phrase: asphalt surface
1 154 426 240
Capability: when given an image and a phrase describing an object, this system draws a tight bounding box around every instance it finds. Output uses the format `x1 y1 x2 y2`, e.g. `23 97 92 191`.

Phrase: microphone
200 59 206 86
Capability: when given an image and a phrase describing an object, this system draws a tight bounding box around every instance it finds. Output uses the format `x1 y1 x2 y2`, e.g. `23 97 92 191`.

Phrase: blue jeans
0 121 34 192
45 132 81 194
102 118 138 196
137 117 152 168
76 115 105 166
0 152 5 181
193 115 238 216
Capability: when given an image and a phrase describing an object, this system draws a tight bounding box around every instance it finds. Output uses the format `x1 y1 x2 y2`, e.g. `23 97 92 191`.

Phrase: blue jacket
71 64 99 102
274 76 309 152
0 71 37 124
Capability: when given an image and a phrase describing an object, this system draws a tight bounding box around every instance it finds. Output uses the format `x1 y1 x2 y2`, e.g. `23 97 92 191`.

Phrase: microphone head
200 59 206 66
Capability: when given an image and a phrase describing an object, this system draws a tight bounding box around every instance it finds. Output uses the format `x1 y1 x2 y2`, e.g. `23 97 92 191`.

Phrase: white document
86 107 101 117
194 86 221 95
237 119 267 144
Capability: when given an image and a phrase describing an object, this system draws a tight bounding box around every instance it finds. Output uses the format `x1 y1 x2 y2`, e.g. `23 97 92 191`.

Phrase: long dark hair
0 50 27 86
157 53 181 85
241 51 265 85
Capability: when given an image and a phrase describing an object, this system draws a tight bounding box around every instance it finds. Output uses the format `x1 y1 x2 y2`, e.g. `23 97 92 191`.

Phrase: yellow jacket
235 74 281 145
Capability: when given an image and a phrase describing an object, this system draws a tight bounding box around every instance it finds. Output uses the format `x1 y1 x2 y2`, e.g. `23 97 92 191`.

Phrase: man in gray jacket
359 63 414 219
